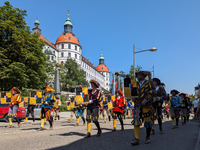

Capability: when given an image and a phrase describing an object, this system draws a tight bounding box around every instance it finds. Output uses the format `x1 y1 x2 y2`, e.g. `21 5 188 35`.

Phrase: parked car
27 105 42 119
0 103 26 122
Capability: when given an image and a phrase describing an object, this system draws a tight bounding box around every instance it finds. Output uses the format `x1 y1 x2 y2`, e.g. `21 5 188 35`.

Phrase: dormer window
69 36 71 40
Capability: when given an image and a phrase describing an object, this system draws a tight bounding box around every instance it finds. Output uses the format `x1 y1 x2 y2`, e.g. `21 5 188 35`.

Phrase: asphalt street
0 113 199 150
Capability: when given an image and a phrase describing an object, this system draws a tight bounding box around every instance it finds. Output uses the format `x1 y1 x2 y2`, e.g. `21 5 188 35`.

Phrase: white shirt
193 99 199 108
139 80 145 87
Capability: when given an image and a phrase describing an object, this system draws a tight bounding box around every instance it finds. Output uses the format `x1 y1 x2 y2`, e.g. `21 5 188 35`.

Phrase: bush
59 95 68 112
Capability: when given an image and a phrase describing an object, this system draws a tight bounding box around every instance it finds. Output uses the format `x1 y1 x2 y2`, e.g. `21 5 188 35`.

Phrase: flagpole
113 75 115 95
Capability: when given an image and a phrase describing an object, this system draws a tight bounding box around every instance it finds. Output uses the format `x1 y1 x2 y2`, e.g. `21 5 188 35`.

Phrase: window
75 46 77 50
61 52 64 57
68 44 71 49
75 54 77 59
62 44 64 49
69 36 71 40
68 52 71 58
61 61 63 66
51 56 54 60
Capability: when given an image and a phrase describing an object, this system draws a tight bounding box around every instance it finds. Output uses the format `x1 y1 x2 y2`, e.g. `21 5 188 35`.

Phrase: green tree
129 65 142 78
62 58 88 89
0 1 48 90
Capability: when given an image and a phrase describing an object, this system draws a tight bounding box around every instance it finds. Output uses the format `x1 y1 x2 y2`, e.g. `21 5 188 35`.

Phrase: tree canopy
61 58 89 89
0 1 48 90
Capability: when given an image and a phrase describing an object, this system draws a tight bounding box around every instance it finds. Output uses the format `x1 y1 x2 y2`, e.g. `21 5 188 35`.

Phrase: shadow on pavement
47 120 199 150
51 132 86 137
20 128 39 130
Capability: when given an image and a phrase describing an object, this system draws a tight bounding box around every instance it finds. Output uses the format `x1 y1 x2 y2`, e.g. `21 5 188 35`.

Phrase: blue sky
1 0 199 95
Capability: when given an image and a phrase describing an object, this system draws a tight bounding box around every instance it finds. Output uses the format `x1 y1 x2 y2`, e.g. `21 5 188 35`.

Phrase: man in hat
151 78 166 134
85 79 103 138
131 71 156 145
68 96 76 123
179 93 190 125
112 89 127 131
38 86 56 131
7 87 22 128
169 90 182 129
53 96 61 121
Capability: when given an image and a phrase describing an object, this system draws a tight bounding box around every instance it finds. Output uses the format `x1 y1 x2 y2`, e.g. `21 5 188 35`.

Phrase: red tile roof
39 35 57 50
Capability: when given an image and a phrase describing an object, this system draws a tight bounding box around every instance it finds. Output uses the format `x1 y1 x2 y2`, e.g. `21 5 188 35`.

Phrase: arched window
62 44 64 49
61 52 64 57
75 46 77 50
69 36 71 40
75 54 77 59
61 61 63 66
68 44 71 49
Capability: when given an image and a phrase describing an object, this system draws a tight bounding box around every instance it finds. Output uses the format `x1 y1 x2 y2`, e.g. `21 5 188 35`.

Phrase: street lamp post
133 44 157 78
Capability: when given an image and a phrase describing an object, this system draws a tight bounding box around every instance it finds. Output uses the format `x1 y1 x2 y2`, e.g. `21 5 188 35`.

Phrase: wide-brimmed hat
44 86 55 92
90 79 100 88
116 89 123 96
11 87 21 95
170 89 179 95
136 71 151 79
179 93 186 97
160 83 165 86
153 78 161 85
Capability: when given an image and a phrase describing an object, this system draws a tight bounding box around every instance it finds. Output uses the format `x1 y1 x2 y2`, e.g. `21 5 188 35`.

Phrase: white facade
33 17 110 91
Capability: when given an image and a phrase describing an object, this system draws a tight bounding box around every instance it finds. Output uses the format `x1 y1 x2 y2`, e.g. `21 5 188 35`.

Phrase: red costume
113 96 127 113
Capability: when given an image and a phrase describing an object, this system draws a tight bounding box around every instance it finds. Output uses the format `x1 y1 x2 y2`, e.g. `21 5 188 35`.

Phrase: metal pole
153 65 154 78
133 44 135 78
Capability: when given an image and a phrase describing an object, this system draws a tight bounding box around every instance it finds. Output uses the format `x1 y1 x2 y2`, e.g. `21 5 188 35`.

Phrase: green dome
100 53 104 59
64 17 73 26
35 19 39 24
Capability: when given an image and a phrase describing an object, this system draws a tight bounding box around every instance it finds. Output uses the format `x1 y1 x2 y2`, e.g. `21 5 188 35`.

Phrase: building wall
81 61 105 89
43 43 107 89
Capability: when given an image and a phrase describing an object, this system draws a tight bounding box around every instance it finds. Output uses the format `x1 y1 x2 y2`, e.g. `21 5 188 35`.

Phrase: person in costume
75 104 86 126
103 98 111 123
53 96 61 121
68 96 76 123
6 87 22 128
169 89 182 129
179 93 190 125
186 97 191 122
131 71 156 145
38 86 56 131
151 78 166 135
84 79 103 138
163 102 169 120
112 89 127 131
24 104 35 124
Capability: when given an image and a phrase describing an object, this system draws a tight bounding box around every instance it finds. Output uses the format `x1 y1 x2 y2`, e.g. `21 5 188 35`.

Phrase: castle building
32 14 110 91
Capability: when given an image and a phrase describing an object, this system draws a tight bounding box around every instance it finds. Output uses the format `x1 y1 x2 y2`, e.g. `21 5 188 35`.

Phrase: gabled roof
39 35 57 50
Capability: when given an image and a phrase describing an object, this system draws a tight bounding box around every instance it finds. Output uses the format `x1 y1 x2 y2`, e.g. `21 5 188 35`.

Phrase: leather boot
6 125 12 128
96 130 102 137
112 127 116 132
131 138 139 145
144 137 151 144
37 127 44 131
84 132 91 138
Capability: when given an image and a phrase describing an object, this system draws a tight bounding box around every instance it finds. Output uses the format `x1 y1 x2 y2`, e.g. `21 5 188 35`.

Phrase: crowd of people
4 70 198 147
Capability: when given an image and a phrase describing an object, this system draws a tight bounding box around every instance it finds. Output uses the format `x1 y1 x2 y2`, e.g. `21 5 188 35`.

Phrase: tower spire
64 10 73 34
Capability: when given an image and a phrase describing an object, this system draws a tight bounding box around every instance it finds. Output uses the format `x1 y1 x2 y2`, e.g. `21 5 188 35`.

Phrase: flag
34 95 38 100
112 76 117 95
81 92 85 98
4 96 8 100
